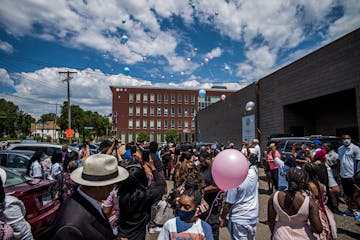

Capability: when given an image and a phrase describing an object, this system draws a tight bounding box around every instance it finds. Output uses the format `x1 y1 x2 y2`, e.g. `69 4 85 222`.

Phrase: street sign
84 126 94 130
75 132 79 138
66 129 74 138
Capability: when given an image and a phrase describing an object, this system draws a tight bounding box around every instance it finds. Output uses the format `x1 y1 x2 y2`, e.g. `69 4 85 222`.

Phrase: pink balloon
204 58 209 64
212 149 248 190
221 94 226 101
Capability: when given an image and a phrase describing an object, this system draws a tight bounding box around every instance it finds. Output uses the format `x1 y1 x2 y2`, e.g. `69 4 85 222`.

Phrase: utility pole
59 70 77 144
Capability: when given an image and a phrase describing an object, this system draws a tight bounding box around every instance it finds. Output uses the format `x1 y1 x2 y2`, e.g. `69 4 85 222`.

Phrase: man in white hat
52 154 129 240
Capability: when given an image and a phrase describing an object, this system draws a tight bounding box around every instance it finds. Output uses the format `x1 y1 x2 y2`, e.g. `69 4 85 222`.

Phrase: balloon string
206 65 215 81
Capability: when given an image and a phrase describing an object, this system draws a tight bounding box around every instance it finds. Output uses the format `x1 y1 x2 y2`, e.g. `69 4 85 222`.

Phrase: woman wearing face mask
26 150 44 178
158 180 214 240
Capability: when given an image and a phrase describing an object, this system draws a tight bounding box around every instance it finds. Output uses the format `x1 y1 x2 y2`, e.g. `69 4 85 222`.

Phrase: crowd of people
0 134 359 240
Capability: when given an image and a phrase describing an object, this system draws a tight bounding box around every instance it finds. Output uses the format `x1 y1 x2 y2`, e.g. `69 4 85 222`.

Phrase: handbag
153 200 175 226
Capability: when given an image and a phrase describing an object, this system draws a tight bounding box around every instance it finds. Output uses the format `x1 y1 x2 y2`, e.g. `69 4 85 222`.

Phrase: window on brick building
178 107 182 116
184 107 188 117
157 93 162 103
129 106 133 116
150 106 154 116
184 120 189 129
128 119 133 129
191 95 195 104
191 107 195 116
164 107 168 116
129 93 134 103
157 119 161 129
171 107 175 117
178 94 182 104
136 93 141 103
184 95 189 104
171 94 175 104
143 93 148 103
136 120 140 129
150 94 155 103
136 106 140 116
143 120 147 129
191 120 195 129
178 120 182 129
164 120 168 129
164 94 168 103
157 106 161 116
143 106 148 116
150 120 154 129
171 120 175 129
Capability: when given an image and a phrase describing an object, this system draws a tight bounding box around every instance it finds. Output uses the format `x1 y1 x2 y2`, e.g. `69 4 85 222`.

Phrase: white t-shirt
252 144 261 162
225 166 259 225
327 165 338 187
158 217 213 240
30 160 42 178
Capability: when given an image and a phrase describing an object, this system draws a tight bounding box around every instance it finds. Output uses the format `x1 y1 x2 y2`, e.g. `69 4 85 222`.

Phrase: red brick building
110 86 235 143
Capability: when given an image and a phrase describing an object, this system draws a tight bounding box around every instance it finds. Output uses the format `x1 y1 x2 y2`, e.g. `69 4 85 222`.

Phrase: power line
0 62 66 91
4 93 61 106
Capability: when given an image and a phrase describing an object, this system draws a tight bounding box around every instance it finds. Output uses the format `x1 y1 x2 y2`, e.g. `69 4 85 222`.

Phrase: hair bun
184 180 199 190
287 181 299 192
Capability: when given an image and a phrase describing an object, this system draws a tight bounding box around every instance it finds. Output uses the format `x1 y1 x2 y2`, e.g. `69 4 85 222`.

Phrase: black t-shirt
160 150 172 163
200 166 218 207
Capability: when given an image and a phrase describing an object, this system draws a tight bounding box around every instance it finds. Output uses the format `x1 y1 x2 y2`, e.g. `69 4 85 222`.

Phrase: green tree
38 113 59 123
165 130 179 143
0 99 32 138
137 132 150 142
58 101 111 139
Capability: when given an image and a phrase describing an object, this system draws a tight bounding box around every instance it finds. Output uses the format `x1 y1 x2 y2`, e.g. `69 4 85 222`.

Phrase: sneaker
148 227 162 233
341 209 354 217
354 212 360 221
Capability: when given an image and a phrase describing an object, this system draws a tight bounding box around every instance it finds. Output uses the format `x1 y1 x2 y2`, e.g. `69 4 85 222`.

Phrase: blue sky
0 0 359 118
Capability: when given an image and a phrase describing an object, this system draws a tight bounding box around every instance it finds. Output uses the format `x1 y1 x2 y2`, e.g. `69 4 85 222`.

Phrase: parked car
270 135 358 154
70 143 99 155
0 150 35 175
6 143 78 159
2 167 61 238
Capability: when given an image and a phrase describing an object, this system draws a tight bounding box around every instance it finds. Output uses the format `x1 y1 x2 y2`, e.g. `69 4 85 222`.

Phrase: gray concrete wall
197 28 360 150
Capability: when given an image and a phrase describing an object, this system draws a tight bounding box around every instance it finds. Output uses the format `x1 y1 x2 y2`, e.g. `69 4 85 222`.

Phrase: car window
12 146 33 151
3 168 27 187
7 154 29 169
12 146 54 156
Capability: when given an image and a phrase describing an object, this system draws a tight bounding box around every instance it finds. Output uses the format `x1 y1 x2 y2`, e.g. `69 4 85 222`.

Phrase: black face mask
177 208 196 222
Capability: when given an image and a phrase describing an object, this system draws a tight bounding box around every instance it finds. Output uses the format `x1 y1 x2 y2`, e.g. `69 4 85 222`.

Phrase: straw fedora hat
71 154 129 186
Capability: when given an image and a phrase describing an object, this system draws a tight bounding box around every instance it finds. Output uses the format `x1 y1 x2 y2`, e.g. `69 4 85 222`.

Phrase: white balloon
245 101 255 111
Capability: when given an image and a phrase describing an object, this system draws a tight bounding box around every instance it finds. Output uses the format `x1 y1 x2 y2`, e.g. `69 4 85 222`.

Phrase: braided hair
285 167 305 198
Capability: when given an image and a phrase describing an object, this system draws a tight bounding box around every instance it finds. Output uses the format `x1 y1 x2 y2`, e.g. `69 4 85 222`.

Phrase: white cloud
3 67 242 118
0 40 13 53
206 47 222 58
327 0 360 40
0 0 358 86
0 68 14 86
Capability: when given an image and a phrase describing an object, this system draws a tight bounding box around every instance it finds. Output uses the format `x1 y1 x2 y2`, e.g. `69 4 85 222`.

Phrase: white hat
0 167 6 184
253 139 259 143
71 154 129 186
